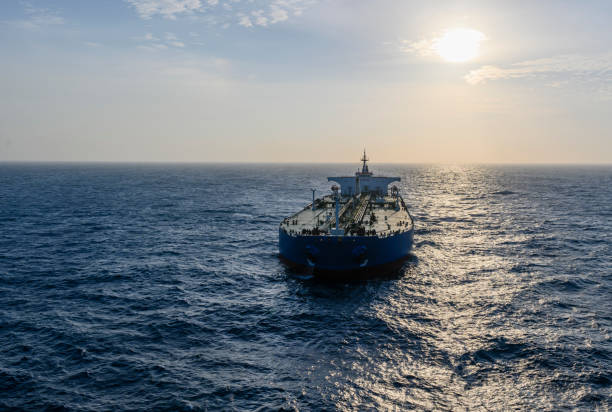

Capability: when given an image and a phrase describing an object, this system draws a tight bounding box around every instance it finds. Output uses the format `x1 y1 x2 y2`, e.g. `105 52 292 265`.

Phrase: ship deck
280 194 413 238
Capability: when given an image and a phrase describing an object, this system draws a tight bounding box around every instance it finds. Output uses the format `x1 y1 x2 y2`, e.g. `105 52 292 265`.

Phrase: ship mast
360 149 369 174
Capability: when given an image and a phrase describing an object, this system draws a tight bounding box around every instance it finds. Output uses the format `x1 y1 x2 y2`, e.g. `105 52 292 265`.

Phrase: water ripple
0 164 611 410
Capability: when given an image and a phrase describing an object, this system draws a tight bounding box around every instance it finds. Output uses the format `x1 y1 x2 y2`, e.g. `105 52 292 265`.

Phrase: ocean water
0 163 610 411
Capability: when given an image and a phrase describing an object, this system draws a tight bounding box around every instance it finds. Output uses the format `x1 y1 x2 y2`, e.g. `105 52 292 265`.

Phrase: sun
434 28 485 63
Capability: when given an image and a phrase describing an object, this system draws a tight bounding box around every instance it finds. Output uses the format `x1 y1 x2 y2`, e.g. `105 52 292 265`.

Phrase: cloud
138 44 168 52
269 5 289 23
8 2 64 29
125 0 314 27
401 38 435 57
251 10 268 27
465 53 612 85
401 28 486 62
238 15 253 28
125 0 203 20
135 31 188 50
273 0 313 17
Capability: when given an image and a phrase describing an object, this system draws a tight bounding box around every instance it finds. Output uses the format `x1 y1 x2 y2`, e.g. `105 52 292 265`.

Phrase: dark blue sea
0 163 610 410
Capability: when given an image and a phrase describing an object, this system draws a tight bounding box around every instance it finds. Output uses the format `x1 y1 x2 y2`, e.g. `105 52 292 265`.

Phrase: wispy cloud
8 2 64 30
166 33 184 48
125 0 203 20
401 38 436 57
465 53 612 85
273 0 312 17
238 14 253 28
125 0 313 28
401 28 486 62
269 5 289 23
135 31 187 51
251 10 268 27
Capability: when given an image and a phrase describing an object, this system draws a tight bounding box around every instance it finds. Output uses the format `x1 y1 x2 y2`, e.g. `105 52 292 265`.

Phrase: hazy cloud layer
466 53 612 85
2 0 611 163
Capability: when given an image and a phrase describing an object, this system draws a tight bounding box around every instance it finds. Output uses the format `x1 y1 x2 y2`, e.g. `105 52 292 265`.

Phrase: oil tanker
279 151 414 272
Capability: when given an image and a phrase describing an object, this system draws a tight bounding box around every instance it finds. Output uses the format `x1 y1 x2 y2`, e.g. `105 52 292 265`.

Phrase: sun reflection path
315 165 611 410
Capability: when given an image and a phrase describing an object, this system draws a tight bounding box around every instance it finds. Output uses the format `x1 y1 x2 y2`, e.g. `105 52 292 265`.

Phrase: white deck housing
280 150 412 238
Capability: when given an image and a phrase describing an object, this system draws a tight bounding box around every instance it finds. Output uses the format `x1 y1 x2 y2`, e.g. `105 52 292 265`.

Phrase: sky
0 0 611 163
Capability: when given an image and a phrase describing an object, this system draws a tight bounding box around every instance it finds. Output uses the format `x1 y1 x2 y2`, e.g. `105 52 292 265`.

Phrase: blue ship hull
279 228 413 272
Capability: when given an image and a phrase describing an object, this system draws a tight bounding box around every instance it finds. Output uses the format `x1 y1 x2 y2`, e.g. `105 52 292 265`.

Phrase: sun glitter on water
434 28 485 62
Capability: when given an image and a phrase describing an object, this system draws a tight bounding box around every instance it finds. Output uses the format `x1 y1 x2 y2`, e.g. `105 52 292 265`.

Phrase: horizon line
1 160 611 166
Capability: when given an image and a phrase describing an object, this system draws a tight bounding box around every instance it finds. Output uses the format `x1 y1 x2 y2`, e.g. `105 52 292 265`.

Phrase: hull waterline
279 228 413 272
